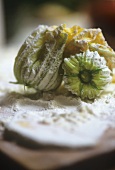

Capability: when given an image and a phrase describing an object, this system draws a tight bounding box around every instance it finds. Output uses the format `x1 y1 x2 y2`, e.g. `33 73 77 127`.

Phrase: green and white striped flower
14 24 67 91
63 50 112 100
13 24 114 99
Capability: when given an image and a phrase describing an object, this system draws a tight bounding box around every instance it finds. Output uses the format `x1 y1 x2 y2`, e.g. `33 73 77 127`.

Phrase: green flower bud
63 50 112 100
14 24 68 91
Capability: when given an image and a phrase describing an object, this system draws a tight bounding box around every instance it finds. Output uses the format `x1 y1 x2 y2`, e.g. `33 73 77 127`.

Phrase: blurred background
0 0 115 81
0 0 115 49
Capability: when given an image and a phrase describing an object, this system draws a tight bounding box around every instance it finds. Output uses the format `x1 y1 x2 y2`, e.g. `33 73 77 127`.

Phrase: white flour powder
0 47 115 148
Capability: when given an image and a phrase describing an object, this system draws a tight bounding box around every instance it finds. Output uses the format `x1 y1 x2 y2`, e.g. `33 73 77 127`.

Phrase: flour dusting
0 83 115 147
1 48 115 147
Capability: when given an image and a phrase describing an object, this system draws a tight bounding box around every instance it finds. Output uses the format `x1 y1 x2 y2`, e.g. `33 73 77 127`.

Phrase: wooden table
0 128 115 170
